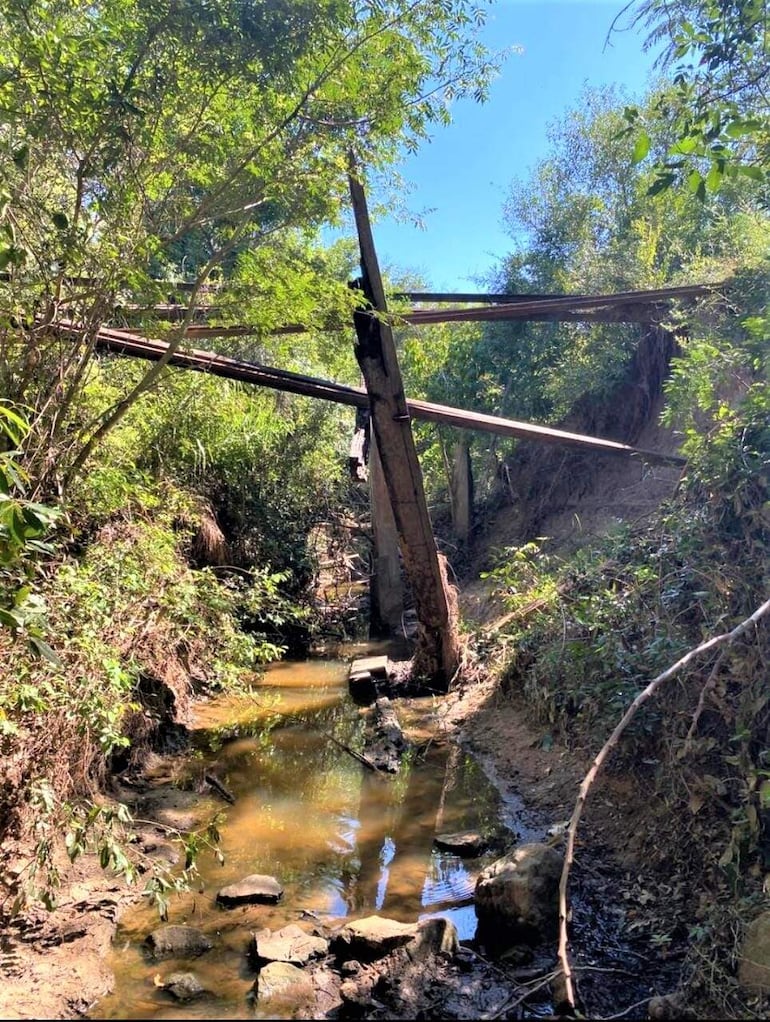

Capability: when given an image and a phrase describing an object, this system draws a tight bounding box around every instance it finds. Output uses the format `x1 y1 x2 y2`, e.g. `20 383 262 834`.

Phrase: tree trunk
348 166 459 687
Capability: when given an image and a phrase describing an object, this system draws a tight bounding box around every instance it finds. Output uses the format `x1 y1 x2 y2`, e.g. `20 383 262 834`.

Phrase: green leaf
736 165 765 181
687 169 704 193
51 211 69 231
724 119 763 138
705 163 723 192
28 636 61 665
631 131 651 164
0 404 28 444
670 135 700 155
0 608 22 630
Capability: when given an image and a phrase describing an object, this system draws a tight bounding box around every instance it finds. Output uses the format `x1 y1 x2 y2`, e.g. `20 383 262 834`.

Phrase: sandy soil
0 844 137 1019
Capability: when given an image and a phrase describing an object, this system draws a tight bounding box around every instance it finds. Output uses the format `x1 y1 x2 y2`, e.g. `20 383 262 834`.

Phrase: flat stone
254 961 315 1009
160 972 206 1001
251 923 328 966
739 911 770 993
216 873 283 907
331 915 417 962
434 831 487 857
349 657 389 705
144 925 213 960
349 656 388 679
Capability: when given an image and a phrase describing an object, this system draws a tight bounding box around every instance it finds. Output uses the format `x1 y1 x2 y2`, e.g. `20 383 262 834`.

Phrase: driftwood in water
203 772 235 804
327 733 383 773
361 698 411 774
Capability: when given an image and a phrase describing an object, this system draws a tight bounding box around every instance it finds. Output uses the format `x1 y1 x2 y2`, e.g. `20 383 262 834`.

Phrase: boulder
310 965 344 1017
144 925 213 960
216 874 283 907
738 911 770 994
647 992 686 1019
331 915 417 963
159 972 206 1002
250 923 328 966
408 917 460 960
336 915 514 1019
475 842 563 940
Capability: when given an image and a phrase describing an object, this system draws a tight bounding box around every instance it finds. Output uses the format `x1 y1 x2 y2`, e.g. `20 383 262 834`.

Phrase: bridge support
369 434 405 640
348 165 460 688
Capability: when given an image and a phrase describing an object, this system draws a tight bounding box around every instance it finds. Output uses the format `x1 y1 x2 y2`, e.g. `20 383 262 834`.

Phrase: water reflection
94 656 509 1020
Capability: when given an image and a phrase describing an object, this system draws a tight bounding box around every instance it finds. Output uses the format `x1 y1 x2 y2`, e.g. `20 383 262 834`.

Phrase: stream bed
92 651 535 1019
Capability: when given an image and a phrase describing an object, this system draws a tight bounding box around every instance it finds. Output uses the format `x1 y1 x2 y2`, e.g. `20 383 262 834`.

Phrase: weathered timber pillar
369 432 405 639
348 165 460 687
450 439 473 544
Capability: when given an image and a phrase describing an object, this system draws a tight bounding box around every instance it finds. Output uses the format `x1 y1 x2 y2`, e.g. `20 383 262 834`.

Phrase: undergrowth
0 471 310 916
482 295 770 1015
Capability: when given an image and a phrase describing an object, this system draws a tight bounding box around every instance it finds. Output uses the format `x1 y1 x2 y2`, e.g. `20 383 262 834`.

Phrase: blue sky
369 0 662 290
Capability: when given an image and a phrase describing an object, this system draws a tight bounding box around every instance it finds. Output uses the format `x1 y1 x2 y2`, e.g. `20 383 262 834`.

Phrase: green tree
0 401 58 659
0 0 498 494
400 83 770 528
622 0 770 194
494 85 767 414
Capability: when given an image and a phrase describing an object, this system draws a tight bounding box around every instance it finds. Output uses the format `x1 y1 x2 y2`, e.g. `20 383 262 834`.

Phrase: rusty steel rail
398 283 719 325
59 322 686 467
114 282 720 336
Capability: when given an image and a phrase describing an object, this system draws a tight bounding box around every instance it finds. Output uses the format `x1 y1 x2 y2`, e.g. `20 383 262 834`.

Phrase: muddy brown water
93 651 531 1020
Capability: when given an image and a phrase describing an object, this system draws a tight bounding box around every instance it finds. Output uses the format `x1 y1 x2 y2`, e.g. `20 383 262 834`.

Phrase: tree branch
557 595 770 1009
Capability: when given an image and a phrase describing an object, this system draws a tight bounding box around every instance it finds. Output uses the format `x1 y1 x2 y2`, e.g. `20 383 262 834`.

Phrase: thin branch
598 996 655 1020
558 595 770 1009
327 733 384 773
482 971 558 1020
684 649 726 749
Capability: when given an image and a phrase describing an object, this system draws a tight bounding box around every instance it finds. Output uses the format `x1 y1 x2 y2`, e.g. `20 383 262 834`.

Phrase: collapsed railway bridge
51 177 719 687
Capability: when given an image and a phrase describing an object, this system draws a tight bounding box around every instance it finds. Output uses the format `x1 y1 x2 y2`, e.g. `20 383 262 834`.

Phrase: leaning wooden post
348 164 460 687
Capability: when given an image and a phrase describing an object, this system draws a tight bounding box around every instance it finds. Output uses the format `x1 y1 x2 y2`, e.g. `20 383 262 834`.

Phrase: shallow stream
93 651 527 1019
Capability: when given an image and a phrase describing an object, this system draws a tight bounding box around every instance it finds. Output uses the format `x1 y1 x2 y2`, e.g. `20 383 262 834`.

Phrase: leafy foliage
623 0 770 194
0 402 59 662
399 84 769 532
0 0 498 492
481 229 770 1017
